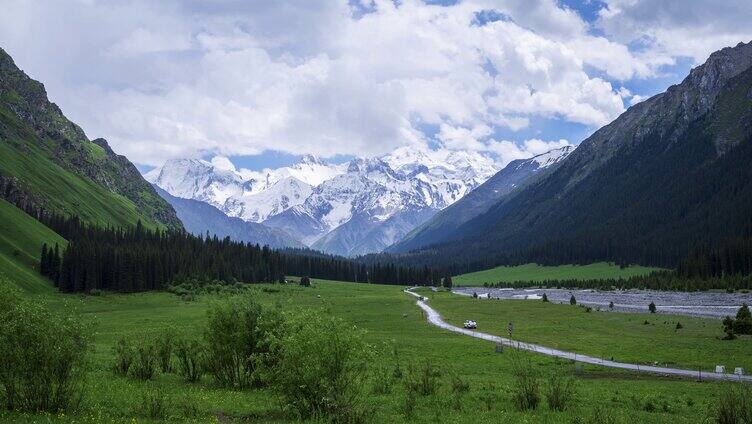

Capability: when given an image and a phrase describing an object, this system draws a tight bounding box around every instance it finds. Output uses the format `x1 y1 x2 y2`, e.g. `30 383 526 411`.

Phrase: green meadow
420 288 752 373
2 278 749 423
453 262 661 286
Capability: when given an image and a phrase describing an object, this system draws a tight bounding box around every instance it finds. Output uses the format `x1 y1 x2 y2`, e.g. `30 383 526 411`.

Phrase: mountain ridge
0 46 181 230
390 41 752 271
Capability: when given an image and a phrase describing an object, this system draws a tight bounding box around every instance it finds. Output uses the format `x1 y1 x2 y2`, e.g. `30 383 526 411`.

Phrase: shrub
131 339 159 380
479 382 499 411
723 316 737 340
734 304 752 335
114 336 135 376
676 322 683 330
174 335 205 383
204 296 283 389
542 293 548 302
0 287 90 413
714 385 751 424
371 363 394 395
545 374 576 411
405 360 443 396
156 331 175 373
584 405 617 424
510 357 540 411
449 373 470 411
570 295 576 306
139 387 169 420
300 276 311 287
648 302 657 314
272 311 371 423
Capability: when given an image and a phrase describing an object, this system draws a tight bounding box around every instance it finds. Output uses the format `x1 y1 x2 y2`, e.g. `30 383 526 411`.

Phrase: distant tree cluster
37 213 441 293
723 304 752 340
39 243 61 283
677 238 752 279
480 269 752 292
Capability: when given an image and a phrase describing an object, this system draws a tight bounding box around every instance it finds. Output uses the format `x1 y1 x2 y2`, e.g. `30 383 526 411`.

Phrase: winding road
405 288 752 383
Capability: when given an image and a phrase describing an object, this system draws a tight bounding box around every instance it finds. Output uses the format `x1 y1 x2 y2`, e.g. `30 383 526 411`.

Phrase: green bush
648 302 657 313
300 276 311 287
545 374 576 411
510 356 540 411
449 373 470 411
723 316 737 340
271 311 371 423
479 382 499 411
371 364 394 395
113 336 135 376
0 287 90 413
131 339 159 380
733 304 752 335
156 330 175 373
205 296 283 389
139 387 169 420
714 385 751 424
405 360 443 397
174 335 205 383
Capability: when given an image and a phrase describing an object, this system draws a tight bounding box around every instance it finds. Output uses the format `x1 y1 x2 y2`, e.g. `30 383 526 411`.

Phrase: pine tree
40 243 49 277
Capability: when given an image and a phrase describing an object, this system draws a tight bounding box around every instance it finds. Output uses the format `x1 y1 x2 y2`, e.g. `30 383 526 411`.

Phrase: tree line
35 212 441 293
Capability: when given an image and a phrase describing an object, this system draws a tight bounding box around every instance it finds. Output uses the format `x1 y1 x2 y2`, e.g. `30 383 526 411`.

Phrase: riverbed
453 287 752 318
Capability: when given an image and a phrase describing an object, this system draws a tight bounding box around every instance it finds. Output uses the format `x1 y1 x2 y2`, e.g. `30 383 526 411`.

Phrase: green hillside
0 46 181 230
0 111 152 229
0 198 66 293
453 262 660 286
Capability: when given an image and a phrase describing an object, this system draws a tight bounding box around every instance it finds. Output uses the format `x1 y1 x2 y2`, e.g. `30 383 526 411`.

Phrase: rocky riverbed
453 287 752 318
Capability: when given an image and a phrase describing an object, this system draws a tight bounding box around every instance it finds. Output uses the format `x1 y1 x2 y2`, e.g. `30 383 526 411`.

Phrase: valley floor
4 280 750 423
453 262 661 286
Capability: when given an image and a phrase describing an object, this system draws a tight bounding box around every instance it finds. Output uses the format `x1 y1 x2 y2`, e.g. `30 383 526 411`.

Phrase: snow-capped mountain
388 145 574 253
146 145 498 255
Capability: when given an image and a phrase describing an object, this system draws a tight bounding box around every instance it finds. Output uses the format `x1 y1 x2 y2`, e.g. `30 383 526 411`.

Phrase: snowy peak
145 158 244 206
527 145 574 169
147 145 502 255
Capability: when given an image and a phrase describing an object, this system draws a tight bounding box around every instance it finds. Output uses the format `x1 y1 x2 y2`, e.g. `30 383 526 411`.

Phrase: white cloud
597 0 752 64
0 0 743 166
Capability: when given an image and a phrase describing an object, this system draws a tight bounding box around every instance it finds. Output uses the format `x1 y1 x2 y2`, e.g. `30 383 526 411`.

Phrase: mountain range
146 146 504 255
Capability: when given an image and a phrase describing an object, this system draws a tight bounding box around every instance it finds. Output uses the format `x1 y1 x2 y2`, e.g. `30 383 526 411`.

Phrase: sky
1 0 751 171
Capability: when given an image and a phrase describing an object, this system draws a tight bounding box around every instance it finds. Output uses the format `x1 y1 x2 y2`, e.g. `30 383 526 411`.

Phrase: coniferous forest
35 211 440 293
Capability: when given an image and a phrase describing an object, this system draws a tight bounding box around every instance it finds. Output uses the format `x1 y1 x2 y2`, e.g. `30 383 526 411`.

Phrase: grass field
2 279 749 423
420 288 752 373
0 198 66 293
453 262 661 286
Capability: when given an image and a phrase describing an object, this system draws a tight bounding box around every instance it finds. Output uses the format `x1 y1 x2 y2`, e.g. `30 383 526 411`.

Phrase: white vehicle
463 320 477 329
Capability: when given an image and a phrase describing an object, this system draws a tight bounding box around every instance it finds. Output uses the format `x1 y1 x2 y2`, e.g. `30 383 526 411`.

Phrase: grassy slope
2 280 743 423
453 262 660 286
0 105 159 229
0 198 66 293
423 288 752 372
